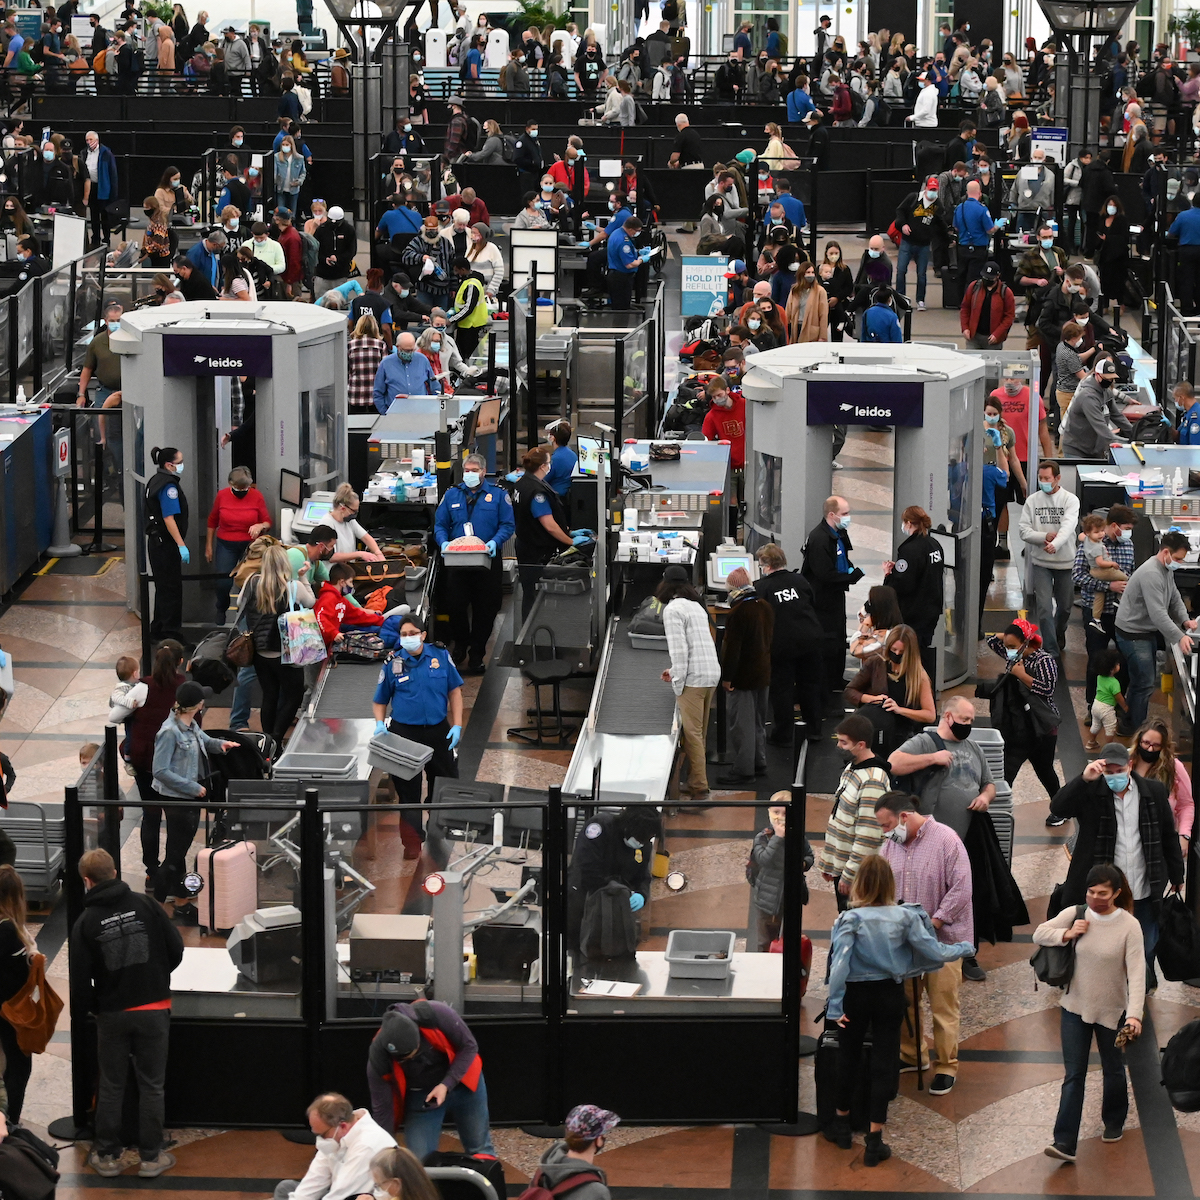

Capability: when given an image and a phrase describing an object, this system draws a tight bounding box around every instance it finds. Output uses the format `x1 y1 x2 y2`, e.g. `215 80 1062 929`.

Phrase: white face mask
315 1137 340 1156
887 823 908 845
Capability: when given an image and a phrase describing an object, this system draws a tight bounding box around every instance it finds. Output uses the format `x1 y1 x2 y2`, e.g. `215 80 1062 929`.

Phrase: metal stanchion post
81 440 116 555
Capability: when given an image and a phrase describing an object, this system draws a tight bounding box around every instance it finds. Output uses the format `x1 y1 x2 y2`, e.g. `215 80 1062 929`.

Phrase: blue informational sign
806 381 925 427
163 334 274 377
681 256 729 317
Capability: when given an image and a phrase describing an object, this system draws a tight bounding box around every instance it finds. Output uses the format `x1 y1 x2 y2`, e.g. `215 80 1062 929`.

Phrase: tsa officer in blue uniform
434 452 515 674
373 613 464 852
144 445 189 640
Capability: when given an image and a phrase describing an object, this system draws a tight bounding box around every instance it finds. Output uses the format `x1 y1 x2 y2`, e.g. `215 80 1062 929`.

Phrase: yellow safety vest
453 276 489 330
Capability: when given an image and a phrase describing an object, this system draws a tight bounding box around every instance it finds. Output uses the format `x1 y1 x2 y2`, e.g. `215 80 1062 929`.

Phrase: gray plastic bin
628 632 668 651
444 550 491 568
273 753 360 779
368 731 435 779
664 929 737 979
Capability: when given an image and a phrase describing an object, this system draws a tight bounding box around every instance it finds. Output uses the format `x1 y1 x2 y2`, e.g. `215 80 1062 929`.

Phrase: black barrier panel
869 179 922 235
451 163 527 216
827 140 899 170
1113 171 1151 225
811 170 869 225
33 95 125 124
821 123 1002 147
641 167 714 220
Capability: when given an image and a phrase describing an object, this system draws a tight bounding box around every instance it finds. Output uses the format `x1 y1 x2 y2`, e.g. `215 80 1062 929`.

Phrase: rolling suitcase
814 1022 874 1133
941 265 962 309
423 1150 506 1200
195 840 258 934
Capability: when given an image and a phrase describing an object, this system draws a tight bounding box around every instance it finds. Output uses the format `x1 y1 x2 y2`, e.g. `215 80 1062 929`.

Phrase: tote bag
1 952 63 1055
278 582 327 666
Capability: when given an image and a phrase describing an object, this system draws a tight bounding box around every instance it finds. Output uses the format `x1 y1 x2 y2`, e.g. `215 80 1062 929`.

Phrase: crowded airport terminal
7 0 1200 1195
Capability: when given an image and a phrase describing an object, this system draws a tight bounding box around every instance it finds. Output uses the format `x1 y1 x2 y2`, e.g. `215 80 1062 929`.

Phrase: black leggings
154 801 200 902
254 655 307 744
1003 731 1060 801
836 979 906 1126
0 1016 31 1123
134 768 163 875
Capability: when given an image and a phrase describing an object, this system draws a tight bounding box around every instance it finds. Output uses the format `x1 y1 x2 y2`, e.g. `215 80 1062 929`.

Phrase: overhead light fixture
423 873 446 896
1036 0 1136 35
665 870 687 893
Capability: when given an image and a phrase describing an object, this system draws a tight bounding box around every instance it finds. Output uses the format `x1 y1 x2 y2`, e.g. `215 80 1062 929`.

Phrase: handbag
225 622 255 668
1157 893 1200 982
0 952 63 1055
278 582 327 667
1029 904 1086 989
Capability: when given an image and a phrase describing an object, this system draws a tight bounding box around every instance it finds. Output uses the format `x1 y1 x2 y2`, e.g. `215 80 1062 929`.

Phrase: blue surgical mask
1039 481 1053 493
107 319 121 334
1104 772 1129 792
399 288 410 298
461 471 481 488
233 137 243 147
529 129 539 138
399 635 423 653
173 462 185 476
1168 558 1185 571
1005 647 1020 660
1040 238 1054 249
984 412 999 424
248 166 259 178
430 340 441 352
1119 528 1132 541
838 514 852 529
403 123 412 132
42 150 54 162
624 836 643 849
398 350 413 363
868 248 881 258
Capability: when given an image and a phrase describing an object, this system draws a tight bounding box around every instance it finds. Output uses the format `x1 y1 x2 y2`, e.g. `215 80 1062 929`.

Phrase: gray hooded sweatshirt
535 1143 611 1200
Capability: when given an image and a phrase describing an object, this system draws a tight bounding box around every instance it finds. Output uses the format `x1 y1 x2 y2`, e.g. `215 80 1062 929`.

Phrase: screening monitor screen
713 555 752 581
599 158 623 177
280 469 303 507
577 436 604 477
302 500 333 524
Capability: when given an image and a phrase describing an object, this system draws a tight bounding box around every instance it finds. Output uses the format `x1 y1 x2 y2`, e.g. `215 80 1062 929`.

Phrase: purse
278 582 328 667
226 625 254 668
1 952 63 1055
1029 904 1086 989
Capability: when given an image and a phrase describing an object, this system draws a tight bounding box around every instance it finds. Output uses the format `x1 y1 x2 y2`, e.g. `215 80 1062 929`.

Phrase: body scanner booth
740 343 988 688
114 302 349 623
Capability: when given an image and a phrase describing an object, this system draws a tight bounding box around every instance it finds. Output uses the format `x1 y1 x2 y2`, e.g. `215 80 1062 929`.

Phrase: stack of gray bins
923 726 1013 864
368 732 433 780
0 801 66 902
273 752 360 780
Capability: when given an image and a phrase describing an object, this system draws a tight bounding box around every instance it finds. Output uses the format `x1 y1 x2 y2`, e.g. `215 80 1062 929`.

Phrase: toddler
1082 513 1127 629
1086 648 1128 751
110 656 139 776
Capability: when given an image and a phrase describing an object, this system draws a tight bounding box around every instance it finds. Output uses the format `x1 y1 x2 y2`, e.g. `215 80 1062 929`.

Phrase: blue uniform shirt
544 444 578 496
982 463 1009 518
1169 208 1200 245
603 206 631 239
829 522 851 573
186 242 222 288
435 481 516 546
373 646 463 726
378 206 423 238
954 197 994 247
1180 400 1200 444
861 304 903 342
607 226 639 273
787 87 816 122
159 483 182 518
763 193 805 229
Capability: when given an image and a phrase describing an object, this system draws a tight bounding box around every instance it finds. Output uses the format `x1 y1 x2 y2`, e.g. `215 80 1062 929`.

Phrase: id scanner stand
706 540 759 592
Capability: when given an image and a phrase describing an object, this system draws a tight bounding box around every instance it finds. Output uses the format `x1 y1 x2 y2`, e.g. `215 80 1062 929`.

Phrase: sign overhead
806 381 925 427
681 256 729 317
162 334 274 377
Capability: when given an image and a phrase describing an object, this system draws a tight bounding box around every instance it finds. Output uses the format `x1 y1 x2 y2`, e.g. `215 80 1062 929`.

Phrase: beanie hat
377 1009 420 1058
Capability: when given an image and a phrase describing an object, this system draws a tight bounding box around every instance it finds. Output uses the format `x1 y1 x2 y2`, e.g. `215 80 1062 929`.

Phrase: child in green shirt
1086 647 1127 752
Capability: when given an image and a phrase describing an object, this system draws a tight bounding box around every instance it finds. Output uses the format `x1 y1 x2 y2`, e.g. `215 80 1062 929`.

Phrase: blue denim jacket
826 904 975 1020
152 713 226 799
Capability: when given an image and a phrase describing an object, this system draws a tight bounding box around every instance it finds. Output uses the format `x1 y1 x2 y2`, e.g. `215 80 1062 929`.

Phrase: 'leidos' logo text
839 403 892 417
194 354 244 368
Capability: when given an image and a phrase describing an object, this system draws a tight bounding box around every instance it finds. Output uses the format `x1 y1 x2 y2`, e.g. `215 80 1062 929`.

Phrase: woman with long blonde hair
0 865 33 1122
785 260 829 342
347 313 386 410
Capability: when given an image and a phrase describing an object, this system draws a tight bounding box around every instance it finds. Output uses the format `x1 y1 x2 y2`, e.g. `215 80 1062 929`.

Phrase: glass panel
620 322 650 443
300 384 338 487
755 451 782 534
326 796 547 1019
14 281 33 384
39 268 70 382
72 250 104 369
947 385 971 533
567 801 784 1015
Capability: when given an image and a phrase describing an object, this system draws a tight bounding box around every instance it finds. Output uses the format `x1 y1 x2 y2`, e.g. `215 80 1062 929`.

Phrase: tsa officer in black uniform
512 447 574 626
144 445 189 640
883 504 945 656
567 806 660 952
801 495 865 701
434 452 515 674
372 613 464 855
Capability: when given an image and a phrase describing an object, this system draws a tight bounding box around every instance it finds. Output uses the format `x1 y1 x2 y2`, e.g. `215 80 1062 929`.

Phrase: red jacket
445 193 491 227
701 389 747 469
960 280 1016 342
832 83 852 121
277 224 303 284
313 582 384 647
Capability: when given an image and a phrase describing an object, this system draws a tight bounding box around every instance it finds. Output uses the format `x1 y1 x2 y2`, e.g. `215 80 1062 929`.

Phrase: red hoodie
313 581 385 647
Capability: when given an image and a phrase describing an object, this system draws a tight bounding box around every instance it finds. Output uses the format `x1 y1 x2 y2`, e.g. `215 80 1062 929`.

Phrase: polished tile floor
13 255 1197 1200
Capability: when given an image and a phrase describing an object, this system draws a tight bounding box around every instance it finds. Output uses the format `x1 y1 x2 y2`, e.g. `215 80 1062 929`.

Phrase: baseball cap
447 94 466 107
663 564 690 582
175 682 213 709
328 205 345 222
724 259 747 277
565 1106 621 1140
980 262 1000 282
1094 356 1118 377
375 1009 420 1058
1100 742 1129 766
924 175 940 190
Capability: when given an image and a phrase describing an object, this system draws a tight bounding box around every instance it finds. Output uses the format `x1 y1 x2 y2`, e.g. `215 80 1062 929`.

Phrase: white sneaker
917 301 926 311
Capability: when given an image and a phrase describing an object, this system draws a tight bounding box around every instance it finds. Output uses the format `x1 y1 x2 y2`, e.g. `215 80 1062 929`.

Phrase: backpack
516 1170 605 1200
130 46 145 75
670 64 686 100
464 115 483 153
1156 894 1200 981
893 730 946 797
579 879 638 959
868 96 891 127
628 595 665 636
0 1128 59 1200
1131 412 1172 444
1162 1017 1200 1111
299 230 320 278
187 628 238 692
1029 905 1086 989
848 87 866 120
500 133 516 162
28 38 43 63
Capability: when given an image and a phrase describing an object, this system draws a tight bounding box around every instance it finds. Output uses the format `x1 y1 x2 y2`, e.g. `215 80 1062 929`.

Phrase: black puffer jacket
750 825 814 916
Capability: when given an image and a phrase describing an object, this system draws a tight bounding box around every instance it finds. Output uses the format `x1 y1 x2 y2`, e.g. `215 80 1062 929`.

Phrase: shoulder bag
1029 905 1087 989
0 952 64 1055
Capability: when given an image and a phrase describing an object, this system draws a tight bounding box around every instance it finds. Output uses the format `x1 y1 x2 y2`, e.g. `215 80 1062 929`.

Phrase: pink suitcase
195 840 258 933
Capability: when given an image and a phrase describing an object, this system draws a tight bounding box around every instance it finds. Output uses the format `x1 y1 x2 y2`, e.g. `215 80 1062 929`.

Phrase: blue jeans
1053 1008 1127 1153
277 190 299 217
403 1073 495 1161
895 239 931 302
228 664 257 730
212 538 247 622
1114 632 1156 730
1133 896 1161 990
1028 564 1074 657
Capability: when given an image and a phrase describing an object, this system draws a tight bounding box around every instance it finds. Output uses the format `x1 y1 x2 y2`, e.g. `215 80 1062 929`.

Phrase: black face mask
231 487 249 498
837 746 856 764
888 649 904 663
948 719 973 741
1139 746 1162 763
1099 376 1114 389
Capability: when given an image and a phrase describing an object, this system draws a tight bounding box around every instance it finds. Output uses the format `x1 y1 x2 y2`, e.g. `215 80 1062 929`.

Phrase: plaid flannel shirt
662 598 721 696
1072 534 1135 619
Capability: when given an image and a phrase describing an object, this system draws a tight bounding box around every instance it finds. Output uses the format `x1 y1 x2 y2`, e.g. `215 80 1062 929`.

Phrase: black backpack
1156 894 1200 981
464 115 483 153
1162 1017 1200 1111
894 730 947 796
0 1127 59 1200
579 879 638 959
1131 412 1172 443
848 87 866 121
868 96 891 126
188 627 239 692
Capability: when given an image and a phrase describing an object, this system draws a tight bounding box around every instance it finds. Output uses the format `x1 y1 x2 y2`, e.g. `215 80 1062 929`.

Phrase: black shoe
863 1130 892 1166
463 660 487 676
1044 1143 1076 1162
171 904 198 926
716 772 756 787
1046 814 1068 827
754 765 768 776
822 1116 852 1150
1102 1126 1123 1143
962 956 986 982
928 1074 955 1096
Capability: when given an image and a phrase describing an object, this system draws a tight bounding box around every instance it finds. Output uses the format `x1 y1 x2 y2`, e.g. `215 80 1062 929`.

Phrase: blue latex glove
576 240 590 248
373 719 387 737
441 541 451 554
639 246 652 262
485 539 497 557
505 470 523 482
993 216 1008 228
0 650 8 669
179 545 190 564
572 532 592 546
569 528 594 538
984 427 1002 447
629 892 645 912
447 725 462 750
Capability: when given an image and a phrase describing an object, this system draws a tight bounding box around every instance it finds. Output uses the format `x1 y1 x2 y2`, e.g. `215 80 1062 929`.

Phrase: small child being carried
1082 513 1128 631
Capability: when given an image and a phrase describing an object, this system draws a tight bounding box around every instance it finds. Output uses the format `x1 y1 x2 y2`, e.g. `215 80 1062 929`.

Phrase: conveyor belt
313 662 381 719
593 622 677 736
520 588 593 649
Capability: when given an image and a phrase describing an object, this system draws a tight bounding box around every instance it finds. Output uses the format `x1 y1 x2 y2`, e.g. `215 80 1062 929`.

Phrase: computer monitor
302 499 333 524
280 469 303 508
577 435 603 477
599 158 623 177
706 552 756 592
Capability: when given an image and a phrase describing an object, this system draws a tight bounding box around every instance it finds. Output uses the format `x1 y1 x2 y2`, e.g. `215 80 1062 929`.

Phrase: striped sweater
817 756 892 887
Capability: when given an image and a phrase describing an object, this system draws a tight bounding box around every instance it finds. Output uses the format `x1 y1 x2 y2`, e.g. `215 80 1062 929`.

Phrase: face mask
233 136 243 146
1005 646 1020 660
1107 205 1117 215
1104 772 1129 793
713 394 730 408
1041 238 1054 249
107 319 120 333
228 218 238 230
828 252 839 261
249 167 259 179
173 463 185 476
786 261 799 272
529 129 539 139
1119 528 1132 541
430 340 441 352
623 836 643 849
748 318 761 330
868 248 881 258
282 147 292 155
925 191 938 203
42 150 54 162
1139 746 1161 763
888 648 903 663
1078 314 1089 326
1003 381 1021 395
315 1137 340 1156
1168 558 1184 572
171 177 181 187
984 412 999 424
838 514 852 529
887 824 908 845
231 487 249 498
1036 479 1055 494
1098 376 1113 389
399 635 423 654
948 718 973 741
461 471 481 488
804 273 816 284
397 350 414 363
